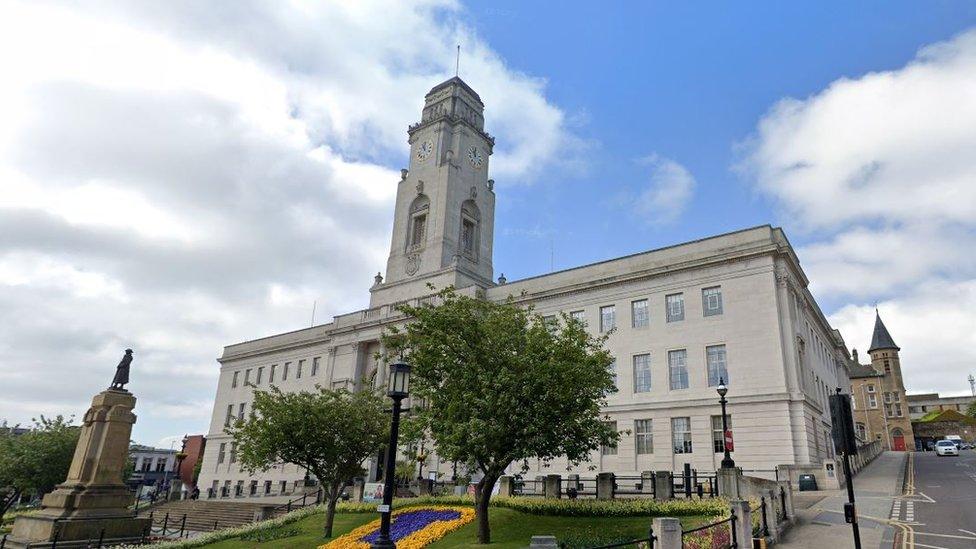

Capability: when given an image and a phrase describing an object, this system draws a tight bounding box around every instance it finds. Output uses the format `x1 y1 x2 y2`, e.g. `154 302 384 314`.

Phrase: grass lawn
193 508 710 549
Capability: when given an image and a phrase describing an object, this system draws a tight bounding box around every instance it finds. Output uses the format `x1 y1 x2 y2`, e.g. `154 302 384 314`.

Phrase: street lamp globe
716 378 728 398
387 362 411 398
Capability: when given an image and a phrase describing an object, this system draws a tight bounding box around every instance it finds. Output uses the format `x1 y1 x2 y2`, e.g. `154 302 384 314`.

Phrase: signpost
830 389 862 549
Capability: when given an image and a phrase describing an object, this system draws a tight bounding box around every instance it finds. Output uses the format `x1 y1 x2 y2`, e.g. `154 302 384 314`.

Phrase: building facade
127 445 178 494
197 77 854 497
848 313 916 451
907 393 975 420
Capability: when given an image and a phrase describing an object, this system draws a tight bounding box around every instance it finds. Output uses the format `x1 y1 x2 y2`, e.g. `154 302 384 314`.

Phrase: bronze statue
110 349 133 390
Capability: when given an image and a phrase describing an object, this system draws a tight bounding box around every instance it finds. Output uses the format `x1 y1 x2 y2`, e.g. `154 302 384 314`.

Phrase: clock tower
369 77 496 307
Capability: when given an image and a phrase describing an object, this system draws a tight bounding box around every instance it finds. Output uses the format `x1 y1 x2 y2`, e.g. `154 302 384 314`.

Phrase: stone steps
139 500 278 532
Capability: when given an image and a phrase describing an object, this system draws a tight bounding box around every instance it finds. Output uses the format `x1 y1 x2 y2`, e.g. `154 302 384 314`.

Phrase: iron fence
567 526 656 549
681 510 737 549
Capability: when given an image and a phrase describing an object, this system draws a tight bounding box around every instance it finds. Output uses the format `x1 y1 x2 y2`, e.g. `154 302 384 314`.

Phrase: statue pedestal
7 390 150 548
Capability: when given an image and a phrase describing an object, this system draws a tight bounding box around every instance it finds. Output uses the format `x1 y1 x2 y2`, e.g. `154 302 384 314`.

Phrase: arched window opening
407 194 430 251
459 200 481 260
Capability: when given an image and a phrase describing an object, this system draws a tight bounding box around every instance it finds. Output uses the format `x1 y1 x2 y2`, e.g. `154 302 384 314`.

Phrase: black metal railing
754 497 769 538
272 487 323 514
613 475 648 497
567 526 656 549
46 515 156 548
778 486 787 521
681 510 737 549
513 478 545 496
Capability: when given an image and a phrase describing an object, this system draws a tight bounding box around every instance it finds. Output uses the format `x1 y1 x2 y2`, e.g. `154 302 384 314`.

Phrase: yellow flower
320 506 475 549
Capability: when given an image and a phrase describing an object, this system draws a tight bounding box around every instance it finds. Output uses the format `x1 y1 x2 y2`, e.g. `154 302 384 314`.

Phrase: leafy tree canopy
228 387 387 536
382 287 618 543
0 415 79 519
966 400 976 419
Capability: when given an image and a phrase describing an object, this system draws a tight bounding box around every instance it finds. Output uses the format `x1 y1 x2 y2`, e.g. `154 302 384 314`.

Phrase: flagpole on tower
455 44 460 77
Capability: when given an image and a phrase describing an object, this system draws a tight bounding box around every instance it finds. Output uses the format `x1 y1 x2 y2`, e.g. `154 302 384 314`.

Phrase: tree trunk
475 473 500 544
323 482 341 537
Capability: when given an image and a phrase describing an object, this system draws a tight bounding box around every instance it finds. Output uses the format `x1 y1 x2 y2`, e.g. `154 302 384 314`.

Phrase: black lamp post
717 378 735 469
371 361 411 549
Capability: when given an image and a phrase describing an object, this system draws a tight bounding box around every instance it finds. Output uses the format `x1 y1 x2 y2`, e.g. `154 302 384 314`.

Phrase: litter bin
798 474 818 491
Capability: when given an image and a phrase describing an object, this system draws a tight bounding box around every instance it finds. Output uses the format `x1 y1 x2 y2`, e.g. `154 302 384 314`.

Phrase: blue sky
471 2 976 308
1 1 974 446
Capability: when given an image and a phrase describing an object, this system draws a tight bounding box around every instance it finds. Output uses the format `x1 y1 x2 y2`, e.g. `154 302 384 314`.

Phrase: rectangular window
866 384 875 393
868 394 878 408
570 310 585 324
600 305 616 332
895 405 903 417
244 369 251 385
283 362 290 381
631 299 649 328
666 293 684 322
311 357 320 376
256 366 264 385
542 315 557 330
635 419 653 454
712 415 732 453
237 403 245 421
411 213 426 247
229 442 237 464
702 286 723 316
601 421 618 456
607 359 617 390
461 219 475 254
297 359 304 379
279 481 287 494
706 345 728 387
217 443 226 464
672 417 693 454
633 353 652 393
269 364 276 383
231 371 239 388
668 349 689 390
224 404 233 427
884 392 893 404
156 459 167 472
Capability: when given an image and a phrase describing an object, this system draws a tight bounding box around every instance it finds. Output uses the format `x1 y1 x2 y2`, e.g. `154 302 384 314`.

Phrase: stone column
544 475 562 499
730 500 752 547
497 476 515 498
351 478 366 502
717 467 742 500
8 389 150 547
652 517 682 549
641 471 655 495
596 472 615 500
653 471 671 501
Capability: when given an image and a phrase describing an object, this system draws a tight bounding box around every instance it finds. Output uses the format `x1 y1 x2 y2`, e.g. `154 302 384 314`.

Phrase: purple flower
360 509 463 543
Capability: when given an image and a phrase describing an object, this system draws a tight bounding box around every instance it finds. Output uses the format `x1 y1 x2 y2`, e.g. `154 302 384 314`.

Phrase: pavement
778 451 907 549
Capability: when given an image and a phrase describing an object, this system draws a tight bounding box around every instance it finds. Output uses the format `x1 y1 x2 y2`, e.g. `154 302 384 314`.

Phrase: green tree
382 288 619 543
966 400 976 419
0 416 79 520
228 387 387 537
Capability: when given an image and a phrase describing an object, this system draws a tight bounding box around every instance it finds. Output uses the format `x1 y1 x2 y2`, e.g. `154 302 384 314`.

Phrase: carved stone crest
405 253 421 276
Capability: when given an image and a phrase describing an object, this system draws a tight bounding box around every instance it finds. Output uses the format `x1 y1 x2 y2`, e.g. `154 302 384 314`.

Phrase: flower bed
321 506 474 549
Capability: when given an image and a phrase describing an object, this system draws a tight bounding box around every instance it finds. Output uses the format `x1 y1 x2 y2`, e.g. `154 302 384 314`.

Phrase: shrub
239 524 299 542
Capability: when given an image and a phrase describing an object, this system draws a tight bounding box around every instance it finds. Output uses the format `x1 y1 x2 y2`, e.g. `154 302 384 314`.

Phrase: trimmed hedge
337 495 729 518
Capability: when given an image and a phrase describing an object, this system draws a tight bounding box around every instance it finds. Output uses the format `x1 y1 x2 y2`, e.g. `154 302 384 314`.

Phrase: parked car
961 442 973 450
935 440 959 457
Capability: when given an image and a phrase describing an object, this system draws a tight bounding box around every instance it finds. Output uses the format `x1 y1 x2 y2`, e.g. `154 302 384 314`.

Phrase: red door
893 435 906 451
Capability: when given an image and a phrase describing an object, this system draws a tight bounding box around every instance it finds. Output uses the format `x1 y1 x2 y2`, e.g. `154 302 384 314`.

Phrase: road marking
911 542 949 549
961 529 976 537
913 531 976 540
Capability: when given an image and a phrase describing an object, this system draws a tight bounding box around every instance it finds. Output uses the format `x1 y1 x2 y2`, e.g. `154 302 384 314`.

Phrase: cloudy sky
1 1 974 447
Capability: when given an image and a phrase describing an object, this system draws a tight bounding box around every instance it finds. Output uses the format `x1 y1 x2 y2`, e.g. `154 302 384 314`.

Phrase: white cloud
633 154 696 224
0 0 578 445
743 28 976 396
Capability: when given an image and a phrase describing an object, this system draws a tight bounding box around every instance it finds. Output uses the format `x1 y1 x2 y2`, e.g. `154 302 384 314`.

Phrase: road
893 450 976 548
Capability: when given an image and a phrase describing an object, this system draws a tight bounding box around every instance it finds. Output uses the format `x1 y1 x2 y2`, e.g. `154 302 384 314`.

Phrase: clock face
467 146 484 168
416 139 433 162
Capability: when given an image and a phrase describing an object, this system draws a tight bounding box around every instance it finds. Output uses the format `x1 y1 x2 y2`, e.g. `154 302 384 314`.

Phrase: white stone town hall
197 77 852 498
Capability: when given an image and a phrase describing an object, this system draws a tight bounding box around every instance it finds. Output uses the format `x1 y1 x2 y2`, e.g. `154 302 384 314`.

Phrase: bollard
286 500 292 512
683 463 692 498
180 514 187 538
697 483 704 498
214 519 219 531
97 528 105 548
302 492 308 506
162 512 170 536
316 487 323 504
